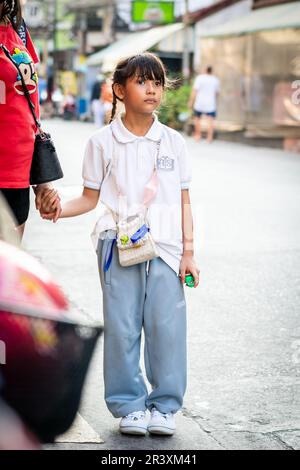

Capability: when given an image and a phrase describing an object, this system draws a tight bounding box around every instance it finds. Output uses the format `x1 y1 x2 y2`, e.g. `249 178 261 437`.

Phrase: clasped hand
35 185 61 223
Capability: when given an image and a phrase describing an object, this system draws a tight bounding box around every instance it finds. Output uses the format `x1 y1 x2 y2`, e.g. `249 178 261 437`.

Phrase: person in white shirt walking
39 52 200 437
189 66 220 143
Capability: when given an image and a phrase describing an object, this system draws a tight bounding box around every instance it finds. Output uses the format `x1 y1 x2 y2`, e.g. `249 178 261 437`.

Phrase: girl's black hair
110 52 171 123
0 0 22 31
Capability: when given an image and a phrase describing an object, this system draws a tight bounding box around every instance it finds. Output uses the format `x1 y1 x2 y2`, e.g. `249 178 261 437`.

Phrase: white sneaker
119 411 148 435
148 408 176 436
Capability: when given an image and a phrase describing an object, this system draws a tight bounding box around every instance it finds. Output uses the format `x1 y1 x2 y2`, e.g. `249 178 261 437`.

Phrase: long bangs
117 53 167 88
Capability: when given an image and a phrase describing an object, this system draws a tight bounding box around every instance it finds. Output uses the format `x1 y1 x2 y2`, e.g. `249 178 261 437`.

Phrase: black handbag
0 44 64 185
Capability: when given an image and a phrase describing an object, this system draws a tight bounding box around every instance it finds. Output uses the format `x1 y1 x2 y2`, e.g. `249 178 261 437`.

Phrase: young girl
41 53 200 436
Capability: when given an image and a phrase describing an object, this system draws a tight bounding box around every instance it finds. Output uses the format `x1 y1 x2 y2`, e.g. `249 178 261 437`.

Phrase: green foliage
158 85 192 129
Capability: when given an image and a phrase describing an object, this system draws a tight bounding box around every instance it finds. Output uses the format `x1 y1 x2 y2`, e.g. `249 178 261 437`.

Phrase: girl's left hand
180 253 200 288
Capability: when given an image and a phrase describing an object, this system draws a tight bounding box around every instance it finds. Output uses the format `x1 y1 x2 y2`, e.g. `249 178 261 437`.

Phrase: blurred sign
74 55 88 73
24 1 45 28
59 71 78 96
273 82 300 126
132 1 174 24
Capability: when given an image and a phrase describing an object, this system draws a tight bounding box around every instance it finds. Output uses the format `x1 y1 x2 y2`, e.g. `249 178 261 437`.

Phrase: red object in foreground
0 241 102 445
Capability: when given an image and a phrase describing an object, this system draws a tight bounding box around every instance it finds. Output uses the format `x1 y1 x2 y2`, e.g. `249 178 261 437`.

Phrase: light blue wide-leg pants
97 231 187 418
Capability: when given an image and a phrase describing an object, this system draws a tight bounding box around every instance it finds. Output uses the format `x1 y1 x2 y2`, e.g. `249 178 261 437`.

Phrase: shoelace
151 409 171 420
125 411 146 421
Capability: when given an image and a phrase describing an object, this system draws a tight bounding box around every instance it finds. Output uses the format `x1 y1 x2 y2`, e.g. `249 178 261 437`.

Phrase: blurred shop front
199 1 300 151
86 22 192 75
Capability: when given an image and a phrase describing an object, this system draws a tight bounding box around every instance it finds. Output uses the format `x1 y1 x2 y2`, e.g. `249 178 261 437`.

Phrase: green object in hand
120 235 129 246
185 274 195 287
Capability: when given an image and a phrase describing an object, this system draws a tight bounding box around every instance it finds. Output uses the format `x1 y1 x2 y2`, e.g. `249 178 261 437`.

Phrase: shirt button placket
137 139 142 171
136 140 139 170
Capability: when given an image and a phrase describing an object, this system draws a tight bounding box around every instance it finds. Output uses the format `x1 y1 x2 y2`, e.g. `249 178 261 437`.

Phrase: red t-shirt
0 24 39 188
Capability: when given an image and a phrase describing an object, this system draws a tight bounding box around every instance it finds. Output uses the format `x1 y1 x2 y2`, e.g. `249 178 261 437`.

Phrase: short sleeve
82 138 106 190
177 135 192 190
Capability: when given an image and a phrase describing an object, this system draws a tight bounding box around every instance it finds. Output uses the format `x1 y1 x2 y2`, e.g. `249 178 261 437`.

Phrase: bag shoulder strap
17 19 28 48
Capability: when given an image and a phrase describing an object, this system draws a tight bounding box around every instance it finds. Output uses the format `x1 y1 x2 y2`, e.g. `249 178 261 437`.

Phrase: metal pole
52 0 58 89
111 0 117 42
182 0 190 83
78 11 87 101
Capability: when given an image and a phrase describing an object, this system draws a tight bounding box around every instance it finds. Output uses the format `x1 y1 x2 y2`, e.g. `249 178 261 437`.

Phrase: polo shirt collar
111 112 163 143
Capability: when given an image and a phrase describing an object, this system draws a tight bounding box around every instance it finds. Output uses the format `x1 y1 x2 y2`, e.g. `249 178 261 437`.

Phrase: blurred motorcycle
0 196 103 449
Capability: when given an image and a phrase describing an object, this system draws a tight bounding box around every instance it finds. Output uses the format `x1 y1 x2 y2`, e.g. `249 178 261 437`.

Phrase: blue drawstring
104 238 116 272
103 225 149 272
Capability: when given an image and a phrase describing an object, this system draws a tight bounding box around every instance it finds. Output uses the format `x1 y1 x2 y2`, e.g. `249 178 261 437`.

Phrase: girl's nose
146 82 155 94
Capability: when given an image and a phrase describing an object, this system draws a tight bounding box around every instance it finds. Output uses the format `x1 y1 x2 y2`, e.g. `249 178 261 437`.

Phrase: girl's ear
113 83 125 102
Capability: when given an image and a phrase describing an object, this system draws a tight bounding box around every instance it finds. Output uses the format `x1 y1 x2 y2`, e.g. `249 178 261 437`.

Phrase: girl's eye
137 79 161 87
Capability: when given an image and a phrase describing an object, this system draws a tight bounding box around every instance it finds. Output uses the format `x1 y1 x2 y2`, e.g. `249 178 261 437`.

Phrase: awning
87 23 184 71
68 0 108 11
199 2 300 38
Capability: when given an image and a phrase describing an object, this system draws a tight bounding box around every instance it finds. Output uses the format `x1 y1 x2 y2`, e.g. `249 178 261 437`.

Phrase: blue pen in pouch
130 224 149 244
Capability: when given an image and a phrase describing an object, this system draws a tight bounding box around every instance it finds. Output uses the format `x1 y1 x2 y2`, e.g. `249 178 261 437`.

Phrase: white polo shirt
82 113 192 274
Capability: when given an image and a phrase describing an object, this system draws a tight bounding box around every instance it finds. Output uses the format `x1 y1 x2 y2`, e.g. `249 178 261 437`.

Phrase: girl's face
114 74 163 115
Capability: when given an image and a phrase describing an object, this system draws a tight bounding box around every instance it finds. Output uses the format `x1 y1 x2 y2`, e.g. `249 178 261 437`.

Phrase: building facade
196 0 300 148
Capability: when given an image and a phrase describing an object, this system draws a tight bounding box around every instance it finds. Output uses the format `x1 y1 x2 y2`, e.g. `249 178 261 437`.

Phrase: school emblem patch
157 156 174 171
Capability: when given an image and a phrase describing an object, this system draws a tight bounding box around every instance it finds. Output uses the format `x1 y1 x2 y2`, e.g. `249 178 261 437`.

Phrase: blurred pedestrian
62 91 76 120
0 0 60 238
189 65 220 143
91 73 105 128
51 85 63 117
101 76 113 124
38 75 47 105
40 52 200 437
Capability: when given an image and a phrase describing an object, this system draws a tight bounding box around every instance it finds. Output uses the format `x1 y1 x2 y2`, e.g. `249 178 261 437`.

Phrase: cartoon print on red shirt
0 24 40 188
11 47 38 95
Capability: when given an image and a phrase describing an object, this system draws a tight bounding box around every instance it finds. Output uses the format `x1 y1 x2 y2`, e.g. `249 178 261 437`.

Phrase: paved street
24 119 300 450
